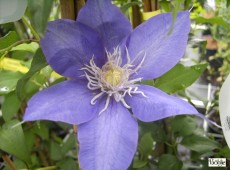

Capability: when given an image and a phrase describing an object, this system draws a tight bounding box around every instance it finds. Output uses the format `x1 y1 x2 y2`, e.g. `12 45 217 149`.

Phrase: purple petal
127 11 191 80
40 19 105 79
78 99 138 170
24 80 104 125
125 85 198 122
77 0 132 52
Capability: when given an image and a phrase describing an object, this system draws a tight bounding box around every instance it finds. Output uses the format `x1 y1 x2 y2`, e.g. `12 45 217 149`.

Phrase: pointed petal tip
40 19 105 79
78 100 138 170
23 80 100 125
126 85 199 122
77 0 131 52
128 11 191 80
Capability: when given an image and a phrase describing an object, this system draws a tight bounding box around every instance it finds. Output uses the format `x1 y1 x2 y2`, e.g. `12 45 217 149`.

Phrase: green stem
22 16 40 41
165 141 178 157
0 39 39 53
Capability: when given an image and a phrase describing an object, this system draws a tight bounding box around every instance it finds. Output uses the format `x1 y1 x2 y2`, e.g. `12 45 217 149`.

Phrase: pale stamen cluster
81 47 147 114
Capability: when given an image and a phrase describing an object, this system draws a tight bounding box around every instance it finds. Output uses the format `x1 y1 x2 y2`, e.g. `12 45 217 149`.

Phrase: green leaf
218 146 230 158
184 0 192 9
138 133 154 159
139 121 167 142
61 133 76 155
133 159 148 169
194 17 230 30
56 158 79 170
16 48 48 100
0 31 19 50
0 70 24 95
2 92 21 122
158 154 183 170
159 1 171 12
181 134 220 153
171 116 196 136
32 122 49 140
169 0 185 35
153 63 207 94
23 73 48 99
26 0 54 34
141 79 154 86
24 130 36 152
50 142 63 161
0 120 30 163
120 2 140 13
41 65 53 79
10 42 39 53
0 0 27 24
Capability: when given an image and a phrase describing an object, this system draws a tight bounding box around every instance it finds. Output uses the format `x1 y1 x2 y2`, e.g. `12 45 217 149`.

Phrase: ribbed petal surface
78 0 132 52
24 80 104 125
40 19 105 79
126 85 198 122
78 99 138 170
126 11 191 80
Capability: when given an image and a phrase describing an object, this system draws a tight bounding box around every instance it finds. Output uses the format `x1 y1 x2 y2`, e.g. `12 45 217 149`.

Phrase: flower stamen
99 95 111 115
91 91 105 105
81 46 147 114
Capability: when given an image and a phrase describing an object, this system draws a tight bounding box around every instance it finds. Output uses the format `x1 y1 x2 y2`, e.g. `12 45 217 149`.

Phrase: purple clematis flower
23 0 201 169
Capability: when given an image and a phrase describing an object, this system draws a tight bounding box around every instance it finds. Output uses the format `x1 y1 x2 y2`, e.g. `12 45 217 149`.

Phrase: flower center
104 68 121 86
81 47 147 114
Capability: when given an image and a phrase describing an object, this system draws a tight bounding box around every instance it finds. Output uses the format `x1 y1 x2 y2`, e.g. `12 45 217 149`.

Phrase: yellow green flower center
104 68 121 86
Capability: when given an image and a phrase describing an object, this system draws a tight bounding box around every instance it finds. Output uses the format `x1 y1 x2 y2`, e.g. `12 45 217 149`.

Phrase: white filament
81 46 147 114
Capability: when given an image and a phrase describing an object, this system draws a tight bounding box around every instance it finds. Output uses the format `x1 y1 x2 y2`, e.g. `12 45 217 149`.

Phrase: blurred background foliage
0 0 230 169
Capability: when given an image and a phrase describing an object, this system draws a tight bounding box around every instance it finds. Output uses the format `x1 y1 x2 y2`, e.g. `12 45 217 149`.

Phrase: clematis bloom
24 0 202 169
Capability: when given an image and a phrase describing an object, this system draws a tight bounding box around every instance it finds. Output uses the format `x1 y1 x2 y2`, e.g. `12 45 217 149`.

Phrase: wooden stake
75 0 85 18
60 0 76 20
150 0 159 11
142 0 151 12
132 3 141 28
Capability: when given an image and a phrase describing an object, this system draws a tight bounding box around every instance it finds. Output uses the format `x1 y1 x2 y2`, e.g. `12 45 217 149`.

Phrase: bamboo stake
60 0 76 20
150 0 159 11
75 0 85 18
132 3 141 28
59 2 84 165
142 0 151 12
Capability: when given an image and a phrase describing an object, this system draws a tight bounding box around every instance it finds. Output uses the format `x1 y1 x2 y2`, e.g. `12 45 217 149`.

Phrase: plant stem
22 17 40 41
2 154 17 170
